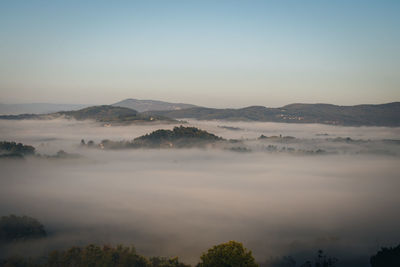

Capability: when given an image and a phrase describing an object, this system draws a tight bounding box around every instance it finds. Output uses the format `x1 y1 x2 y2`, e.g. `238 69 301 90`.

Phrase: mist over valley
0 118 399 266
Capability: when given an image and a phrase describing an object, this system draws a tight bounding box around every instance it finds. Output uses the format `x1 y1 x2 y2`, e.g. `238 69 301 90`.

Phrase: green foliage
0 244 189 267
0 255 40 267
133 126 223 148
197 241 258 267
95 126 225 149
47 244 149 267
0 215 46 242
370 244 400 267
0 141 35 157
136 126 222 142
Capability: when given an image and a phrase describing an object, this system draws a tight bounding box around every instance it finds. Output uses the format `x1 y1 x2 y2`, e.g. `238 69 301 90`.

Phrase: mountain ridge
1 101 399 126
0 105 176 124
144 102 400 126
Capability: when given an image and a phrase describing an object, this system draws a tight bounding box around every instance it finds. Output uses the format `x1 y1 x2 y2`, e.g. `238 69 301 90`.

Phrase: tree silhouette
370 244 400 267
197 240 258 267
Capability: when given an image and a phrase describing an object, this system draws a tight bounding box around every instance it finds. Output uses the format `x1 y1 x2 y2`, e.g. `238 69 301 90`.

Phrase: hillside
112 98 197 112
98 126 224 149
134 126 223 145
2 102 399 126
145 102 400 126
0 105 176 124
0 141 35 158
58 105 139 122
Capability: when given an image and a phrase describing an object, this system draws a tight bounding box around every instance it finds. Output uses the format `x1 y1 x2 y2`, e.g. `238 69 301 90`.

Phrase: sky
0 0 399 108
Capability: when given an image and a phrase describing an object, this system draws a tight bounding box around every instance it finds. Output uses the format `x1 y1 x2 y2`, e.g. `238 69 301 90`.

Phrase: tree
47 244 150 267
0 215 46 242
0 141 35 156
370 244 400 267
197 241 258 267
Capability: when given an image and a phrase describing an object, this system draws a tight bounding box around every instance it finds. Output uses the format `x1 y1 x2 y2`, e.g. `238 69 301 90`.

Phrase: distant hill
2 101 399 126
58 105 140 122
0 103 88 115
0 141 35 158
145 102 400 126
112 98 197 112
98 126 224 149
134 126 223 146
0 105 175 124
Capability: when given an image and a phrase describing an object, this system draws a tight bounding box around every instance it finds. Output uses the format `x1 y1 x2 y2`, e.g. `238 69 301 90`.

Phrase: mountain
98 126 225 149
134 126 223 145
2 102 399 126
0 103 88 115
145 102 400 126
0 105 176 124
58 105 139 122
112 98 197 112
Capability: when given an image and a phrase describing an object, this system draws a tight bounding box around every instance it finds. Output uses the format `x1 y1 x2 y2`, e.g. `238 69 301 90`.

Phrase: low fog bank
0 119 399 156
186 119 400 140
0 119 400 266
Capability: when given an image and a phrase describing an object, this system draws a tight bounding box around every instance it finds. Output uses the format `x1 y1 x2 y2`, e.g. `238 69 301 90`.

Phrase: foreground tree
370 244 400 267
197 241 258 267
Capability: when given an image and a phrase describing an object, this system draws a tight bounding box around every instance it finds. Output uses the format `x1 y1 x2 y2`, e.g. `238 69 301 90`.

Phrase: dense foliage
0 215 46 242
135 126 222 143
0 141 35 157
0 244 190 267
1 237 399 267
197 241 258 267
47 245 149 267
97 126 225 149
370 244 400 267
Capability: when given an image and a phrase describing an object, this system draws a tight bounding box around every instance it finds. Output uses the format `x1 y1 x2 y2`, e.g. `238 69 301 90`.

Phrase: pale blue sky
0 0 399 107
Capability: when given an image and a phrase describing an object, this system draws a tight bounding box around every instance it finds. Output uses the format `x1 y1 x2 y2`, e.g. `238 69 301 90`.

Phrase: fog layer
0 119 399 266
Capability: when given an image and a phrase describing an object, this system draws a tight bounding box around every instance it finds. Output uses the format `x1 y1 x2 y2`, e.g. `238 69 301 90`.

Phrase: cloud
0 119 399 266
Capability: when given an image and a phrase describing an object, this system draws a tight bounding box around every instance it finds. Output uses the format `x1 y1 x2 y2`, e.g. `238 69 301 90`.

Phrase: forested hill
134 126 223 144
1 102 399 126
145 102 400 126
58 105 140 122
97 126 225 149
0 105 175 124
